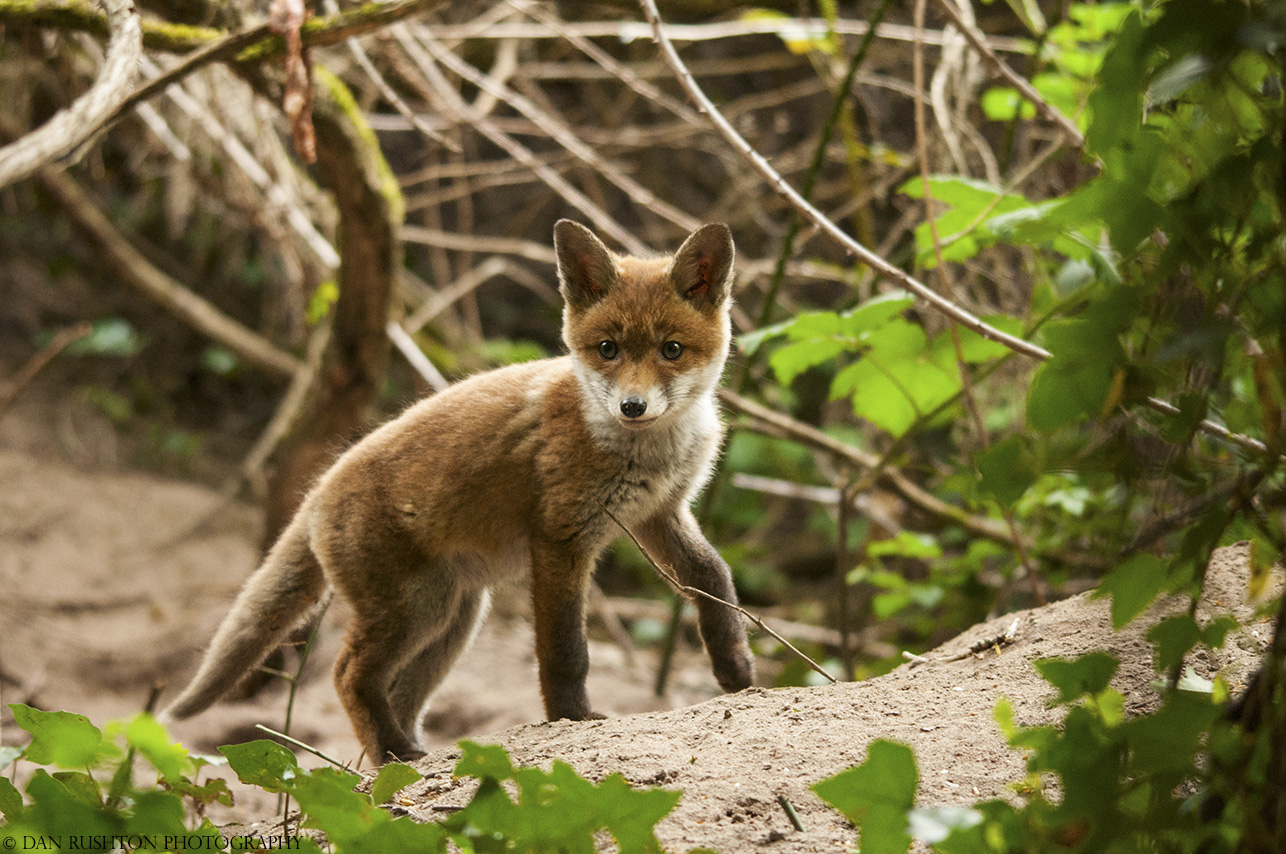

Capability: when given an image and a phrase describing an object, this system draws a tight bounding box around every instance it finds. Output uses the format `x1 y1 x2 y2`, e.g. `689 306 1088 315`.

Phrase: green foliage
813 740 918 854
1 708 679 854
750 0 1286 849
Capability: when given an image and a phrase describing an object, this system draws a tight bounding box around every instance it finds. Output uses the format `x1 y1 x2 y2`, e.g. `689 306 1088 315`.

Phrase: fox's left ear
671 223 734 309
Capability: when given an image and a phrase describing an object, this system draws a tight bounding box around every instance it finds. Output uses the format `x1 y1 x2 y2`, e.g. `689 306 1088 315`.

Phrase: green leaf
0 744 24 773
454 741 517 782
371 762 422 805
67 318 145 357
307 280 340 324
867 531 943 560
126 714 188 782
1121 689 1218 774
50 771 101 807
218 740 301 793
981 87 1038 121
1034 652 1120 703
1094 553 1167 629
832 320 961 437
771 338 845 385
840 291 915 335
9 704 113 769
975 435 1037 507
813 740 917 854
1027 316 1127 431
907 804 984 844
0 775 24 820
1147 615 1203 671
932 316 1025 364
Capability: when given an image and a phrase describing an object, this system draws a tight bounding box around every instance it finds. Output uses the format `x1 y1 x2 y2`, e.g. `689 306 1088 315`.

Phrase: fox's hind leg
389 588 490 738
333 578 462 763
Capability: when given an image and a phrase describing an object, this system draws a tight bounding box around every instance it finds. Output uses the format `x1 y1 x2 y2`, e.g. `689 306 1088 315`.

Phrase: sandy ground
0 437 1277 852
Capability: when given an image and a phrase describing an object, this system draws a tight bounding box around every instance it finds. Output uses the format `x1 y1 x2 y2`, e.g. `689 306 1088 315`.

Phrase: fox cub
163 220 756 762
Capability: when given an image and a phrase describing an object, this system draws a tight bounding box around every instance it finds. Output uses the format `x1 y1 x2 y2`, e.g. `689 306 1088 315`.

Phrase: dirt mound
0 442 1275 852
386 546 1273 853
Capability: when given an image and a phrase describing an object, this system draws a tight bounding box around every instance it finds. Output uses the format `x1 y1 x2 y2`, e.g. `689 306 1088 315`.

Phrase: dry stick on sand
598 502 838 685
0 322 92 419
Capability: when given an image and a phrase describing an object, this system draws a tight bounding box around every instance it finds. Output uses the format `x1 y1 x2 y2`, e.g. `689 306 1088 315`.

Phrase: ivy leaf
1148 615 1203 672
813 740 917 854
0 775 22 820
1034 652 1119 703
9 704 114 769
218 740 301 793
1093 553 1167 629
771 338 846 385
126 714 189 782
975 435 1037 507
371 763 422 805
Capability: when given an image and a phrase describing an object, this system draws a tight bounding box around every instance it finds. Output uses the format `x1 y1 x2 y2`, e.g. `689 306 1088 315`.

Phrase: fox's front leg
638 508 755 693
530 537 603 721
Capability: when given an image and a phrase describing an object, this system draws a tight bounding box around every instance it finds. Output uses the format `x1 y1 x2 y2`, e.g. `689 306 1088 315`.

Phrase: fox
161 220 756 762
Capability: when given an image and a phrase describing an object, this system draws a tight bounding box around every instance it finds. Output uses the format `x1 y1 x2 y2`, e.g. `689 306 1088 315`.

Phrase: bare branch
0 323 93 419
930 0 1085 149
637 0 1053 362
0 0 142 188
39 169 303 378
392 23 648 255
416 31 702 233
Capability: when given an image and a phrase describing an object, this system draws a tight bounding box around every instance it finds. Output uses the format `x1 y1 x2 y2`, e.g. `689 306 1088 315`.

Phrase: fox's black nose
620 395 647 418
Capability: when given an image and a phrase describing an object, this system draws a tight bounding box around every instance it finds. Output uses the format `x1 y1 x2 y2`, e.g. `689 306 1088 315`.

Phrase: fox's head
554 220 734 434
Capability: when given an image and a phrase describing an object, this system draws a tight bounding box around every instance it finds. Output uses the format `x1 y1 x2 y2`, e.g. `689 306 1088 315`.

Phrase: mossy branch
0 0 448 58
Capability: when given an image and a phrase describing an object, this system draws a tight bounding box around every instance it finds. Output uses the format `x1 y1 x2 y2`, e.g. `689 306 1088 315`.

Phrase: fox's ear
671 223 734 309
555 220 617 310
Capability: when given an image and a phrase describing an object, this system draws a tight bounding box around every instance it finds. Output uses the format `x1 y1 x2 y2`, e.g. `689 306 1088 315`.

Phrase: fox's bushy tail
161 512 326 722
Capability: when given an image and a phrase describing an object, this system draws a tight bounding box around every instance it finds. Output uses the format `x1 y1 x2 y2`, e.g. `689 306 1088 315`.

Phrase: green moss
314 65 404 225
0 0 222 51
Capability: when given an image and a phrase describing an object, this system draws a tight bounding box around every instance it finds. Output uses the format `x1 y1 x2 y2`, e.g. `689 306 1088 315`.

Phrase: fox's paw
714 646 756 693
385 747 426 764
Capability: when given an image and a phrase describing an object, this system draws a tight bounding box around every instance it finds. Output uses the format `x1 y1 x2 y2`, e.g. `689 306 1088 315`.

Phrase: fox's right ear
555 220 618 310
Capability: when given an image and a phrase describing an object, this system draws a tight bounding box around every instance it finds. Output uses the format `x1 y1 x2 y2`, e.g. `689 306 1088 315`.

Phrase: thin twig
637 0 1051 362
392 23 648 255
0 322 92 419
415 31 701 233
415 17 1031 53
598 502 837 685
508 0 702 128
254 723 348 770
386 321 450 392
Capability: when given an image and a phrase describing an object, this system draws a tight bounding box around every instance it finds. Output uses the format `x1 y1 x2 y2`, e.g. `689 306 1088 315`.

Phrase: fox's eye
661 341 684 361
598 340 618 360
